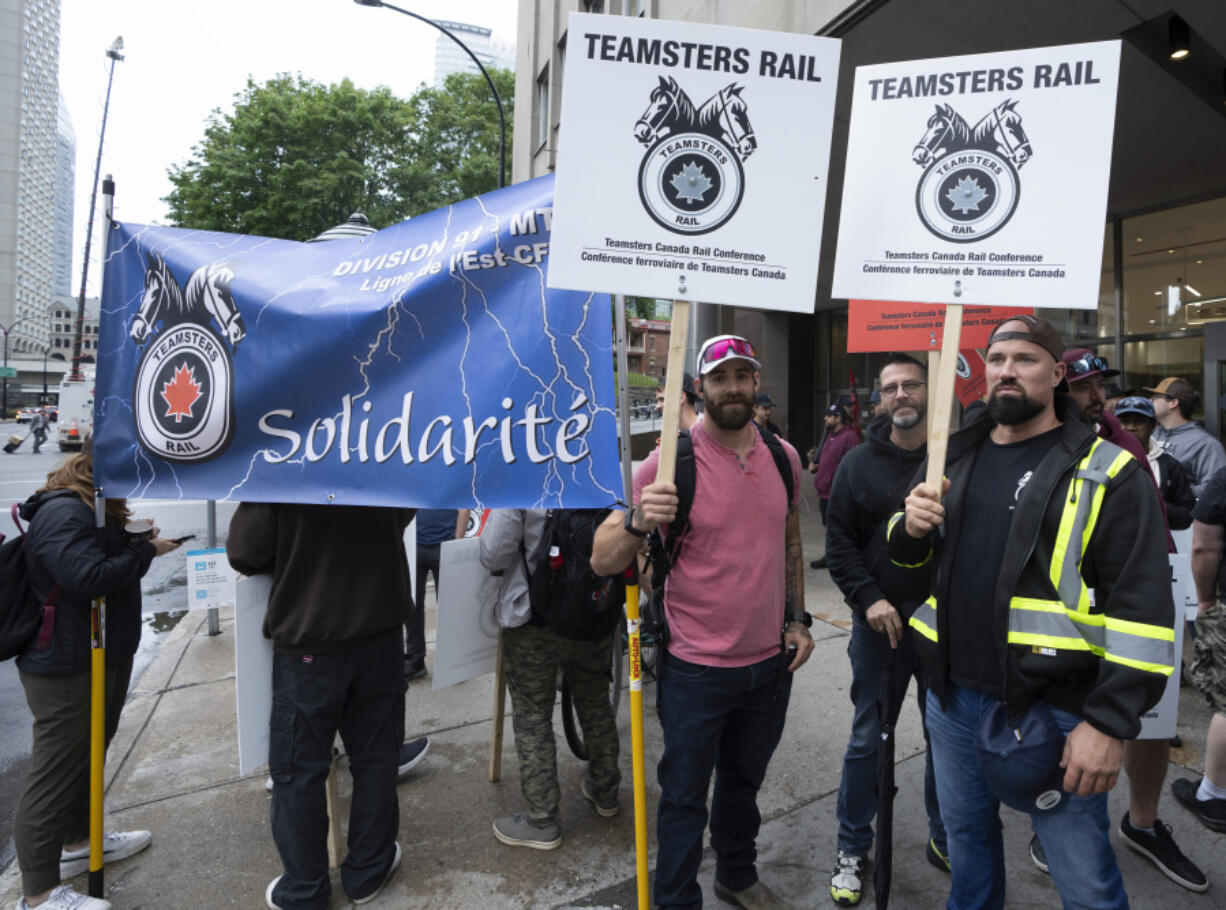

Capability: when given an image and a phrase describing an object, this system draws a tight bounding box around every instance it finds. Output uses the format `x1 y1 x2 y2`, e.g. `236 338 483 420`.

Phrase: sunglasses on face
699 337 757 365
1066 353 1109 377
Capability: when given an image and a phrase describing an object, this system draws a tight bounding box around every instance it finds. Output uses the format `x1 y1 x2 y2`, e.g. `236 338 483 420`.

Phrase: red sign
847 301 1032 353
955 349 987 406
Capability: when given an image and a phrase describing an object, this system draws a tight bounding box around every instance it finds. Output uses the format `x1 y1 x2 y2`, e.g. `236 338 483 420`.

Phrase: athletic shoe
829 851 863 906
713 877 793 908
59 829 152 878
1171 776 1226 833
16 885 111 910
352 841 402 904
265 875 283 910
925 837 950 873
492 813 562 850
397 737 430 780
581 775 619 817
1028 834 1049 874
1117 813 1207 892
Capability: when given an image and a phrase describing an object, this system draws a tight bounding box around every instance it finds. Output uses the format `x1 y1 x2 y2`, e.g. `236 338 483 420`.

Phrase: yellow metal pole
625 578 649 910
88 492 106 897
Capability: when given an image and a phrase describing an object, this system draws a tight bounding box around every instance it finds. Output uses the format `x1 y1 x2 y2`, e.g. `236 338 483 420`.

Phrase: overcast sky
58 0 519 297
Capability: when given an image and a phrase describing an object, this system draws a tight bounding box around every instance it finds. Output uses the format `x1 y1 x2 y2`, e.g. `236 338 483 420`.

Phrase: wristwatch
785 610 812 628
624 507 648 538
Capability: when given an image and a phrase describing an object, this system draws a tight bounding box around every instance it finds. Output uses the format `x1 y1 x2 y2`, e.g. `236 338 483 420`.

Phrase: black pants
405 544 440 667
268 633 405 909
16 659 133 897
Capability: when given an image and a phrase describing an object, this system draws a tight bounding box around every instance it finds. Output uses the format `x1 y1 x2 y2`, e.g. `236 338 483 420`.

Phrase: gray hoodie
1153 421 1226 498
479 509 547 629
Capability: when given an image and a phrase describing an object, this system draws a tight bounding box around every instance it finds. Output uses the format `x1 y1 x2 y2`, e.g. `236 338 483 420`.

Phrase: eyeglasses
1066 353 1109 377
880 380 926 398
699 336 757 366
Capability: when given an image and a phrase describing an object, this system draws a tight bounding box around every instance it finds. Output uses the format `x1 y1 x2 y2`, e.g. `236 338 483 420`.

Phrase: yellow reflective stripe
909 596 938 642
888 511 932 567
1050 473 1082 594
1007 631 1092 651
1007 597 1094 652
1103 652 1175 676
1081 449 1133 556
1010 597 1065 614
1103 615 1175 642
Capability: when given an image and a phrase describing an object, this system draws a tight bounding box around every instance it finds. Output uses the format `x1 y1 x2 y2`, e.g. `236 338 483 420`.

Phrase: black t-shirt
1192 467 1226 596
947 425 1063 695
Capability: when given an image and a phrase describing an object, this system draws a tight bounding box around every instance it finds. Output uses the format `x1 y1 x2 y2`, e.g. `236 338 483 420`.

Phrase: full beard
707 394 754 430
988 386 1044 426
890 405 925 429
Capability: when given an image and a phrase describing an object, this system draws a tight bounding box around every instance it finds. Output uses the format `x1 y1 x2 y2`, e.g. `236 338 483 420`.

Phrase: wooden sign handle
924 303 963 494
655 300 692 486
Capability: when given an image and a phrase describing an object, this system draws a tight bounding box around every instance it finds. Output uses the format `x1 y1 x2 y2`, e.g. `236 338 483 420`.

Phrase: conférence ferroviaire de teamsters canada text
863 248 1065 279
583 237 788 281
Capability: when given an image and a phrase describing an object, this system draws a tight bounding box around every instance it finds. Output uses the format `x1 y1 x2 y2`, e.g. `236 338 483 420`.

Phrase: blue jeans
654 650 793 909
836 617 945 857
925 683 1128 910
268 633 406 910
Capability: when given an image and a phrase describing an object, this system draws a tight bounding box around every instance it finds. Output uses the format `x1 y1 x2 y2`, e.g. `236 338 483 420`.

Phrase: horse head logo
130 251 245 463
131 253 245 349
911 99 1033 243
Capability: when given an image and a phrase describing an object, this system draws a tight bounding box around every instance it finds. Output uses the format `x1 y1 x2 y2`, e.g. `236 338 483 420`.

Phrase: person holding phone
13 448 181 910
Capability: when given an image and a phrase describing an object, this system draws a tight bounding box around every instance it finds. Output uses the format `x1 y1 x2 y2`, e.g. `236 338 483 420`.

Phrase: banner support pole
207 501 220 635
924 304 963 493
88 490 106 898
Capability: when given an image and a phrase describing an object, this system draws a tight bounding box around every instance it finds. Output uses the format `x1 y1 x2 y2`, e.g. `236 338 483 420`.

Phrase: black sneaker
925 837 950 873
1171 777 1226 833
1028 834 1049 874
810 556 828 570
1118 813 1208 892
397 737 429 780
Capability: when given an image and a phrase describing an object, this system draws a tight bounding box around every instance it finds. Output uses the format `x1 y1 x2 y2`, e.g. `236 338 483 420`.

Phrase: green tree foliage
164 70 513 241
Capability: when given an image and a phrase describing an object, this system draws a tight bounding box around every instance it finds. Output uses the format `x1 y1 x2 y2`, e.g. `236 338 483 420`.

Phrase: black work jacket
887 396 1173 740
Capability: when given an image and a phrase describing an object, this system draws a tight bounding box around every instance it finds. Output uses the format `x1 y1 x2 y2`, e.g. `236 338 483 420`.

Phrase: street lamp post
1 317 27 418
71 37 124 382
352 0 506 189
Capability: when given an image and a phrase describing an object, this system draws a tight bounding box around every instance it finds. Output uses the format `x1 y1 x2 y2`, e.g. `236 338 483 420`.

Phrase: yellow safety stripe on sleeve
908 595 938 642
887 511 932 568
1007 597 1092 652
1006 596 1174 674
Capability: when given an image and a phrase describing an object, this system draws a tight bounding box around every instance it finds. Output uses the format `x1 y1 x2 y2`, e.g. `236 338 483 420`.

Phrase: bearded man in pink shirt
593 334 814 910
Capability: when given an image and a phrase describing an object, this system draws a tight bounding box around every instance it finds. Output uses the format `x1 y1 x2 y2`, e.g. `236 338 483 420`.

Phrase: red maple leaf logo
160 363 202 423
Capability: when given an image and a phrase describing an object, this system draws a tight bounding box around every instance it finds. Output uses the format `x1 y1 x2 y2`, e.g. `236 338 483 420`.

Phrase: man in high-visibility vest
889 315 1174 910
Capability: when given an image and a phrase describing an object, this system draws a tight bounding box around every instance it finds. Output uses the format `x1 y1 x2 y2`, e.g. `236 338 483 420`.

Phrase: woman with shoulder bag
13 449 180 910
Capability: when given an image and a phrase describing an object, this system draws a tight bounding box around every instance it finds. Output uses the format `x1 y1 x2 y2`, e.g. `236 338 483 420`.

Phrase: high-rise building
432 20 515 88
0 0 58 359
53 91 74 296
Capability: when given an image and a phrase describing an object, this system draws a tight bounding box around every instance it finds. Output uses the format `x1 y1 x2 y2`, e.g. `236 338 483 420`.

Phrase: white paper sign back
548 12 840 313
832 41 1120 309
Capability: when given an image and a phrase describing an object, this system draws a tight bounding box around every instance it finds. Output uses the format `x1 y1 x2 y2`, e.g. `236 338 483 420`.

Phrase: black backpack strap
755 425 795 513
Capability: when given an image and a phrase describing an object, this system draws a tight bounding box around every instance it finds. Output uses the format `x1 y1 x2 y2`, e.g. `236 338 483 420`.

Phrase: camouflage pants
502 623 621 825
1191 601 1226 715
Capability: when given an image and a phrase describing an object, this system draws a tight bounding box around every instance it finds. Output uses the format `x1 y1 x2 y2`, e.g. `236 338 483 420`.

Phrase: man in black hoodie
228 503 415 910
825 354 947 906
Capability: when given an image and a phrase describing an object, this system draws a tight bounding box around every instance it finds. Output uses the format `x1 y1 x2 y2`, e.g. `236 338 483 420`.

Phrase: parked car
15 407 39 424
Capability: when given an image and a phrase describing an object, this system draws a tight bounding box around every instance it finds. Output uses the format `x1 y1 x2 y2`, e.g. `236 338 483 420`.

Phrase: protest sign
547 12 840 312
1136 555 1191 739
832 41 1120 310
186 547 236 611
433 537 499 690
847 301 1027 352
954 350 987 406
94 176 620 509
234 573 273 777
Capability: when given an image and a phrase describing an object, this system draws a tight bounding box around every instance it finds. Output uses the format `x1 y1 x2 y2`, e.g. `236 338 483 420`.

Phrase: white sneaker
59 830 152 879
265 875 283 910
16 884 112 909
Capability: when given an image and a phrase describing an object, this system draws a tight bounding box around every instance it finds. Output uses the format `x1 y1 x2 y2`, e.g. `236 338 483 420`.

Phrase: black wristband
624 508 648 538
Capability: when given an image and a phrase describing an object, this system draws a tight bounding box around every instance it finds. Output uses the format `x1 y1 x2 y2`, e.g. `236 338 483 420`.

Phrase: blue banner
94 176 622 509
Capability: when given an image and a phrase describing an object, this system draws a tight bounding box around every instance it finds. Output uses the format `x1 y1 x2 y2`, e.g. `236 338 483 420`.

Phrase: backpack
0 503 61 661
643 425 794 643
523 508 625 641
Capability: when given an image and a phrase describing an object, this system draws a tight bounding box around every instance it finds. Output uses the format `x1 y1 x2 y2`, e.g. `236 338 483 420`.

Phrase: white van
56 370 94 451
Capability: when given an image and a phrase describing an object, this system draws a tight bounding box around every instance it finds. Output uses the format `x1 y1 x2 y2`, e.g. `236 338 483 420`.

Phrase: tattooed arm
783 506 813 671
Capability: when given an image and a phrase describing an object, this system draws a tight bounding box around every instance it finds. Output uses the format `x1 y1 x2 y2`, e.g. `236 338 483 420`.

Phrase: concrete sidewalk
1 494 1223 908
